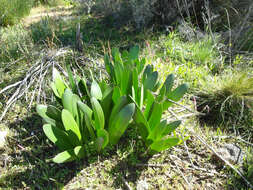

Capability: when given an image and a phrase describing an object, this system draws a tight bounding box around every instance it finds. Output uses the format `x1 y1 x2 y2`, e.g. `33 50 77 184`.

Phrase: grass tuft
195 71 253 131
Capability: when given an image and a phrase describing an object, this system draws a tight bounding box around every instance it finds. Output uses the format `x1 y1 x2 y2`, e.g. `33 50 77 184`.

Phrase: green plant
132 73 188 153
36 46 188 162
0 24 33 62
196 71 253 130
0 0 33 26
37 68 135 163
105 46 188 153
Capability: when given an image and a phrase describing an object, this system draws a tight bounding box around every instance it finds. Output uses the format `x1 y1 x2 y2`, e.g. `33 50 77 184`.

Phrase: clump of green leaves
105 46 188 153
37 68 135 163
37 46 188 163
131 72 188 153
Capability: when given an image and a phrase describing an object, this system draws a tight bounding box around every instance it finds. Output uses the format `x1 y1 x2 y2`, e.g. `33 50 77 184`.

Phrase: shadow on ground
0 110 153 189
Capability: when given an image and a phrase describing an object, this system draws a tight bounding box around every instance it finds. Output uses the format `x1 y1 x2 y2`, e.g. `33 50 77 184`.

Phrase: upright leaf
109 103 135 145
143 71 158 91
96 129 109 152
52 68 66 98
62 89 73 113
109 96 128 127
112 86 122 104
66 64 76 93
91 97 104 130
148 102 163 130
101 87 113 125
91 80 103 100
147 120 167 142
62 109 82 146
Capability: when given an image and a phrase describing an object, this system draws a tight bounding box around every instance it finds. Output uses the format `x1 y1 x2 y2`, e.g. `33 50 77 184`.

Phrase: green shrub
0 0 33 26
0 24 33 62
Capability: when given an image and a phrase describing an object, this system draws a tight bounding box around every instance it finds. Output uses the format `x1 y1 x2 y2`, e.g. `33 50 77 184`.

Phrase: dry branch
0 48 68 121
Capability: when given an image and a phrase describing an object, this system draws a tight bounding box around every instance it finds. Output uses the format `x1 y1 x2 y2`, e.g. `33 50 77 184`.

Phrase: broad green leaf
150 137 180 152
144 71 158 91
109 96 128 127
66 64 76 93
161 120 181 137
36 105 56 126
101 87 113 125
163 83 188 110
77 101 95 140
132 68 139 100
52 146 85 163
62 109 82 146
74 145 85 159
84 114 96 140
99 80 110 94
114 60 124 86
142 65 153 84
137 58 146 74
167 83 189 101
91 97 104 130
72 94 81 126
144 91 155 119
112 48 122 64
53 149 75 163
121 68 130 95
139 84 144 110
148 102 163 130
109 103 135 145
91 80 103 100
52 68 66 97
147 120 167 141
129 45 139 61
43 124 73 150
62 89 73 113
96 129 109 152
153 78 162 92
112 86 121 104
122 50 129 61
51 82 60 98
77 101 93 119
80 77 90 97
156 83 166 102
164 74 175 96
46 105 61 122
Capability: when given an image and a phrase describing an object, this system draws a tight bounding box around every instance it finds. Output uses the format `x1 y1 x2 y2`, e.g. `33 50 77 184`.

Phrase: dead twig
121 176 132 190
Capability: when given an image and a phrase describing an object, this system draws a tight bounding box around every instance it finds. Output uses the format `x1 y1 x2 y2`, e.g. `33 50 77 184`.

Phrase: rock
213 144 245 165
